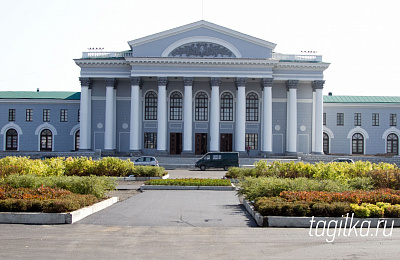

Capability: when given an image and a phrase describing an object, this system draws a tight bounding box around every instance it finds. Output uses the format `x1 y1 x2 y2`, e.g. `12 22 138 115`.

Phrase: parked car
134 156 159 166
331 158 354 163
195 152 239 171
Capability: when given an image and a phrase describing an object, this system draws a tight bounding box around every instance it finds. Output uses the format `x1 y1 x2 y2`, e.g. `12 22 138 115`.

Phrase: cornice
275 62 330 71
126 57 277 67
74 59 130 67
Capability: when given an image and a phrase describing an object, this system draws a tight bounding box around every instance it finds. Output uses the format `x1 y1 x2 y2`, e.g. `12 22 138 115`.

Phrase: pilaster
236 77 246 152
104 78 117 151
156 77 168 154
312 80 325 154
182 77 194 154
130 76 141 153
286 80 298 155
209 77 220 152
261 78 273 156
79 77 92 151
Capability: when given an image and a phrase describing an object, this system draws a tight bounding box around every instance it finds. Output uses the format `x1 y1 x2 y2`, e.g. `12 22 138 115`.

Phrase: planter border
0 197 118 225
140 183 236 191
240 197 400 228
116 174 169 181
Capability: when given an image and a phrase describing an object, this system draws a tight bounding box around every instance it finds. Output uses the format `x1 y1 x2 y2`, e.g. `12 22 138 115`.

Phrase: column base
312 151 325 155
260 151 274 158
181 150 194 156
155 150 168 156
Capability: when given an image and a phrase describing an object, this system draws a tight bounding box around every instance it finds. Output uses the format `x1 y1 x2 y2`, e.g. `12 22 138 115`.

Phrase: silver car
134 156 159 166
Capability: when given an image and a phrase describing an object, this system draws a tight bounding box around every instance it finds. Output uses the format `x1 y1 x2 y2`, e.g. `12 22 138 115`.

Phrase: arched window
323 132 329 154
246 92 258 121
6 129 18 151
145 91 157 120
40 129 52 151
170 91 182 120
352 133 364 154
220 92 233 121
195 92 208 121
387 133 398 155
75 130 80 151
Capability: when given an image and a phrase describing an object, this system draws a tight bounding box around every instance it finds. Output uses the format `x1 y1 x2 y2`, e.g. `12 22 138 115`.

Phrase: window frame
60 109 68 122
337 113 344 126
6 129 18 151
195 91 208 121
169 91 183 121
26 109 33 122
8 109 15 122
40 129 52 151
245 133 258 150
372 113 379 126
220 92 233 121
144 132 157 149
354 113 361 126
145 91 157 121
43 109 50 122
246 92 259 122
390 114 397 126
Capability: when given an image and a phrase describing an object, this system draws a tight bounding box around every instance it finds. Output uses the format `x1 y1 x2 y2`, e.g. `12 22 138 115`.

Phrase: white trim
1 122 23 135
35 123 58 136
382 127 400 139
323 126 335 139
161 36 242 58
168 90 184 123
69 124 80 136
347 126 369 139
194 90 210 123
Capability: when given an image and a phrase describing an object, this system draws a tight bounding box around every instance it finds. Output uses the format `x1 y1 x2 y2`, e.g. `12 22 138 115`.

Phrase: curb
240 197 400 228
116 174 169 181
140 184 236 191
0 197 118 225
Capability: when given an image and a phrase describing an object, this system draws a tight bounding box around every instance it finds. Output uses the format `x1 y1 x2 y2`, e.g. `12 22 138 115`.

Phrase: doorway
195 133 207 155
220 133 233 152
170 133 182 154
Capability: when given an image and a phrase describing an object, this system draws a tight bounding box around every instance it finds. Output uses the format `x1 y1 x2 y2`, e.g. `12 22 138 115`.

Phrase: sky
0 0 399 96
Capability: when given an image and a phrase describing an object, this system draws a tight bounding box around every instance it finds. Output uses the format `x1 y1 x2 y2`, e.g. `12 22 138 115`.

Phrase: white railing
272 53 322 62
82 51 133 59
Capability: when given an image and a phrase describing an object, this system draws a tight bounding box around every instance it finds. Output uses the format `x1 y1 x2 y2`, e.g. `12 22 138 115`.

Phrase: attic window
168 42 236 58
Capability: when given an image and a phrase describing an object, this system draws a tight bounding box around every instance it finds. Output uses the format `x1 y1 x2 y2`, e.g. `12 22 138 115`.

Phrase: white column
262 78 273 154
157 77 168 153
286 80 298 154
209 77 220 152
79 78 91 150
183 77 193 153
236 78 246 152
312 91 316 152
104 78 116 150
313 80 325 154
130 77 141 151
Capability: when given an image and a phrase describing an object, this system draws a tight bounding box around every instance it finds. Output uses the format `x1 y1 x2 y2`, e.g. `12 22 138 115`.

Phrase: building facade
74 20 329 156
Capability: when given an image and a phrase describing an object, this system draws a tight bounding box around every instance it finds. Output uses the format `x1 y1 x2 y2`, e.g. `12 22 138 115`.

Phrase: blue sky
0 0 399 96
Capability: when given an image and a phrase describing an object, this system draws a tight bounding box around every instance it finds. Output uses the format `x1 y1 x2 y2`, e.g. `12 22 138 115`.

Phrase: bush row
0 156 166 177
237 177 373 201
280 189 400 204
253 197 400 218
0 174 116 198
145 178 232 186
0 195 99 213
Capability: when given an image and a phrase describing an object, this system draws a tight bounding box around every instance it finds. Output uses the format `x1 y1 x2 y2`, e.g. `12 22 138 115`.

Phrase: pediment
128 20 276 59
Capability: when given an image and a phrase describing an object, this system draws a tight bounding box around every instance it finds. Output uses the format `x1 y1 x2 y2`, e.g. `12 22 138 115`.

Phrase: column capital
210 77 220 87
157 77 168 86
312 80 325 90
286 80 299 90
183 77 194 86
261 78 274 89
236 77 246 87
105 78 117 88
79 77 92 88
130 76 141 86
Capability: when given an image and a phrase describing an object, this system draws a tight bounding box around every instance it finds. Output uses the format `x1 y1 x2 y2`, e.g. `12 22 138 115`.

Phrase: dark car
195 152 239 171
134 156 159 166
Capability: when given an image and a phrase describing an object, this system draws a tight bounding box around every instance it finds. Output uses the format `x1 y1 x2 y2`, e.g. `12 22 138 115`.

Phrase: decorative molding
169 42 236 58
236 77 246 87
275 62 330 71
157 77 168 86
195 123 208 129
347 126 369 139
286 80 299 90
75 59 129 66
210 77 221 87
261 78 274 89
105 78 117 88
183 77 194 86
130 76 141 86
1 122 23 135
312 80 325 90
381 127 400 139
34 123 58 136
79 77 92 87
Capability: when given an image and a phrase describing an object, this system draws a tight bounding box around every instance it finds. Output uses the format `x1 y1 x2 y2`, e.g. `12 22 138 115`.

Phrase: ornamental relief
169 42 236 58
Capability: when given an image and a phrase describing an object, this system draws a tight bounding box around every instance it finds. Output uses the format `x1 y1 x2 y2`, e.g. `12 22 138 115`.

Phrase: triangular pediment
127 20 276 59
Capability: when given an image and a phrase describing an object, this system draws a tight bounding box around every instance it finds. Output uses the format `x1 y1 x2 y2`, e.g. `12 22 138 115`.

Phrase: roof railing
82 51 133 59
272 53 322 62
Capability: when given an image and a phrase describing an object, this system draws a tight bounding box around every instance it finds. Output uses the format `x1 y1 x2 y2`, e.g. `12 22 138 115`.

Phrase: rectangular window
8 109 15 121
245 133 258 150
323 113 326 125
144 133 157 149
26 109 33 122
372 113 379 126
43 109 50 122
337 113 344 126
60 109 68 122
390 114 397 126
354 113 361 126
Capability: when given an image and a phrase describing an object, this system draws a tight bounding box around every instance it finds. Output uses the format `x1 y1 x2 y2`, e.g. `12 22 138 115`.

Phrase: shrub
384 204 400 218
350 204 371 218
366 169 400 190
311 202 351 217
145 178 231 186
132 166 166 177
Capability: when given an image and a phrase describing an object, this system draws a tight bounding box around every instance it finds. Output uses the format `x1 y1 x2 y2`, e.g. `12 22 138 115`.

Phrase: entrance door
195 133 207 155
170 133 182 155
220 133 233 152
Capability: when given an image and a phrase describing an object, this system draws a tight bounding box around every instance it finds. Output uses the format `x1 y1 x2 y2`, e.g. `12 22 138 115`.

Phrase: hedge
145 178 231 186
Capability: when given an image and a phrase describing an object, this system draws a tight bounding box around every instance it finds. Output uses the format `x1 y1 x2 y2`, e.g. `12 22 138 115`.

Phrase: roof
0 91 80 100
324 96 400 103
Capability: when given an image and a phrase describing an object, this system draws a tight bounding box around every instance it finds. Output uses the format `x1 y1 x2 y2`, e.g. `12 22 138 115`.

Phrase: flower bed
145 178 232 186
0 185 98 213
